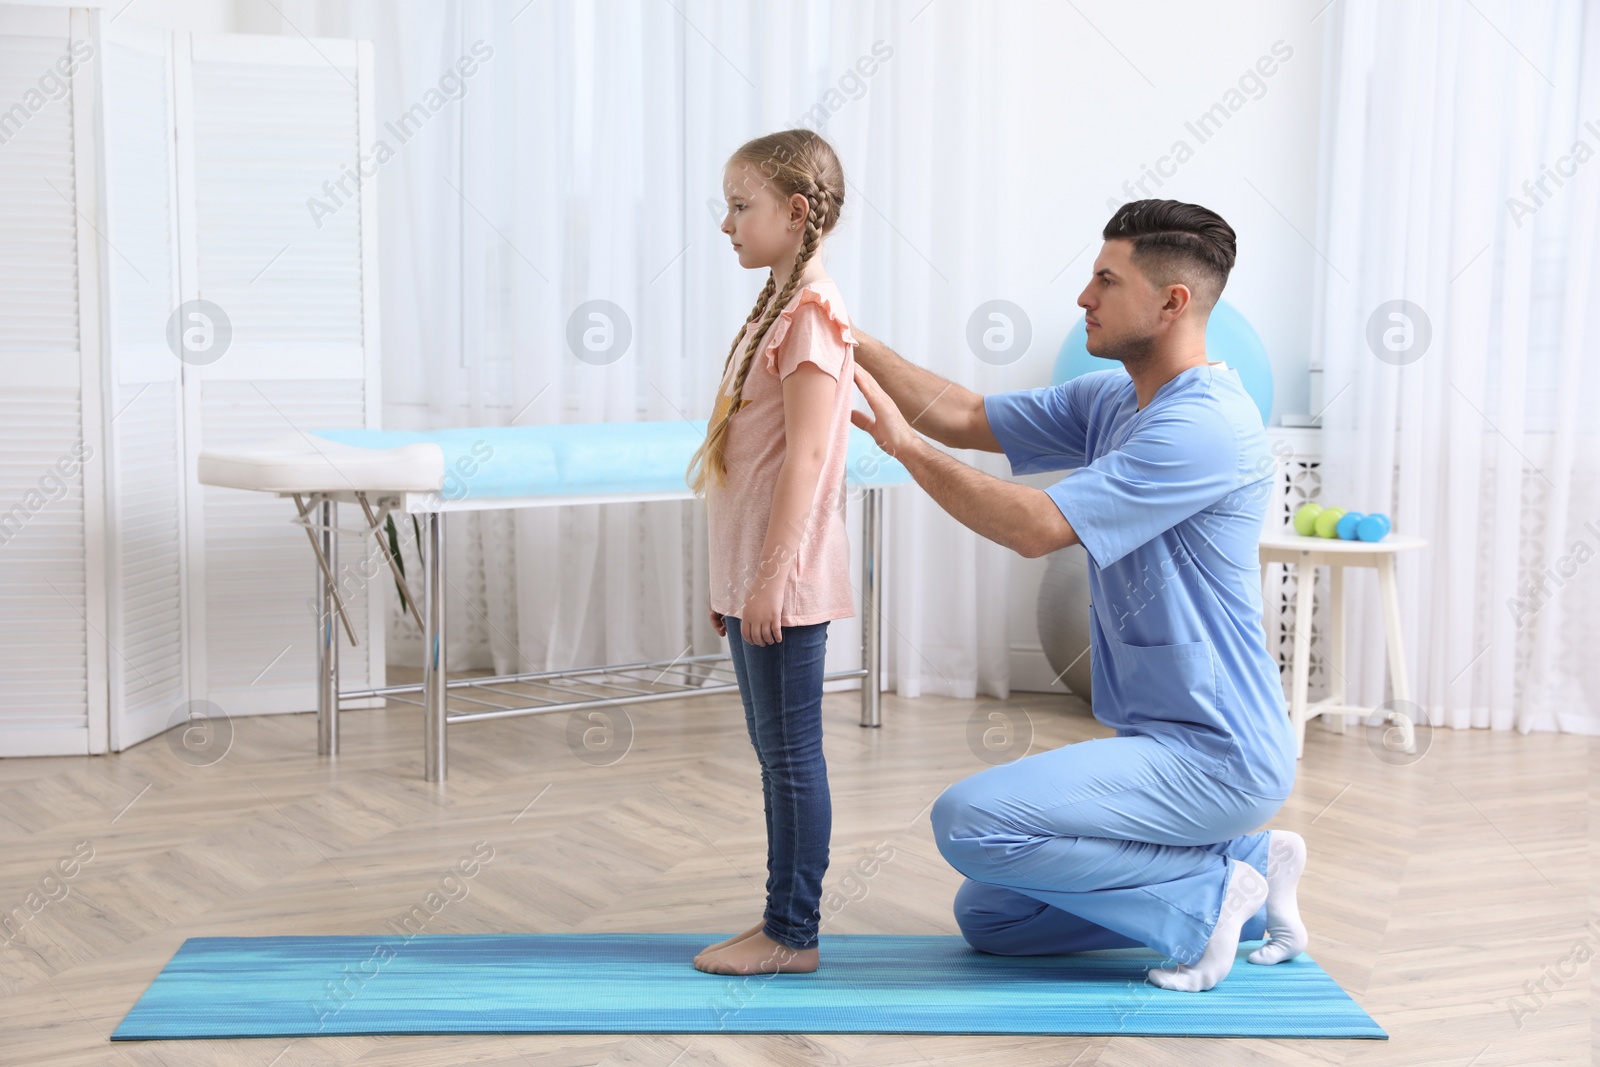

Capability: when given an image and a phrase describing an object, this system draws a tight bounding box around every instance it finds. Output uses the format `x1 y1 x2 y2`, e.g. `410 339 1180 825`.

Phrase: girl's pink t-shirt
706 276 858 626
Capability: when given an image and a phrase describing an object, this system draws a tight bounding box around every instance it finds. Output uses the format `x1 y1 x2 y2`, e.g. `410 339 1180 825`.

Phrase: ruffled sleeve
762 283 858 382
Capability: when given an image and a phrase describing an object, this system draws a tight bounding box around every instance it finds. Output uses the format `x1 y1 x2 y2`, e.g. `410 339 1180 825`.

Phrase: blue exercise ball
1050 298 1274 425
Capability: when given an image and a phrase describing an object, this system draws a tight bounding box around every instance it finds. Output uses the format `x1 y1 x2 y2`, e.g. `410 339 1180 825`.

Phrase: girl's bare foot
694 920 765 963
693 931 818 975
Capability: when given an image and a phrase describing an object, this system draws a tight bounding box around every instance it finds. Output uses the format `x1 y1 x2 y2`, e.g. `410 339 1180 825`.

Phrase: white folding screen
0 6 382 758
176 31 384 720
0 5 107 757
101 16 188 751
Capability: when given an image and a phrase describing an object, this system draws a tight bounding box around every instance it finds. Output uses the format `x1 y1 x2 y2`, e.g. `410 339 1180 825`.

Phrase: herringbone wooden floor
1 675 1594 1065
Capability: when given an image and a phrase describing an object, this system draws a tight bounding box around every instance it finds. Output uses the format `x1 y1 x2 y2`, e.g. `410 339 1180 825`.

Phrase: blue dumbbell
1356 513 1391 542
1335 511 1365 540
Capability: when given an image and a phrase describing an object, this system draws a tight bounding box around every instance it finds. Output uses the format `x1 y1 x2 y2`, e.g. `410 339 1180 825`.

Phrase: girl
685 129 858 977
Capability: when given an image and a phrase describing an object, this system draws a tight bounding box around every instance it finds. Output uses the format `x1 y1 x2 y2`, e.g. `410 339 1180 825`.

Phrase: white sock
1147 858 1268 992
1247 829 1309 965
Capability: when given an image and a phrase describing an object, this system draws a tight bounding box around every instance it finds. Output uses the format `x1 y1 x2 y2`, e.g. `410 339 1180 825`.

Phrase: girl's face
720 162 806 272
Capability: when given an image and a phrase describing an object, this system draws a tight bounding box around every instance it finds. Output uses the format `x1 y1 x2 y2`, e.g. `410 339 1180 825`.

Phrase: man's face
1076 239 1167 365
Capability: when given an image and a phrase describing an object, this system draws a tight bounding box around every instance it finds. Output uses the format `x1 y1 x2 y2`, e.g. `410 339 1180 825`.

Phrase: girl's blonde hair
687 129 846 496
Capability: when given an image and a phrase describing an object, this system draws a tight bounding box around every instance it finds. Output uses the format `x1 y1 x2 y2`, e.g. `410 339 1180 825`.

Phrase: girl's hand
709 606 727 638
740 582 785 647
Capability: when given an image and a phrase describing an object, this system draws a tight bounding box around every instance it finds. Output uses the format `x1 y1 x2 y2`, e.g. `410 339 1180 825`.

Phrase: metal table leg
423 511 448 782
316 497 339 756
860 487 882 728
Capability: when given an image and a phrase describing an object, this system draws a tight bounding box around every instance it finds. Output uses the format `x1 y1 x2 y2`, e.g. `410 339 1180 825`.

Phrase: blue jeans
932 733 1283 966
723 616 832 951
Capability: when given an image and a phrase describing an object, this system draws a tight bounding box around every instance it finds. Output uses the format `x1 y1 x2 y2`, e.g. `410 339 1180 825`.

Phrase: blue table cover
316 420 911 500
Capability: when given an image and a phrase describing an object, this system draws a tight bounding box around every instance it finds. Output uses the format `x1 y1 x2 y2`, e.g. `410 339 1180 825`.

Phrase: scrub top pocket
1101 634 1235 777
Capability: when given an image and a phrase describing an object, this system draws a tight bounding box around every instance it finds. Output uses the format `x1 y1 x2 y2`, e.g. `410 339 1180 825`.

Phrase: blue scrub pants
931 734 1282 966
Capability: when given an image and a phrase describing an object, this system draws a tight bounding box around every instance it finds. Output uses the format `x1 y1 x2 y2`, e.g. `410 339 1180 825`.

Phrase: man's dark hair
1102 199 1237 314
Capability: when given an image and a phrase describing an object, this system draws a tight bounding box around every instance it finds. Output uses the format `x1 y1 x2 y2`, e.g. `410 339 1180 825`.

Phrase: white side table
1258 532 1429 758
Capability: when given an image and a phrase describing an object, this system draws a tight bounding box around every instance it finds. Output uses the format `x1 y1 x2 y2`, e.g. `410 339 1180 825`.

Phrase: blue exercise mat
112 933 1386 1040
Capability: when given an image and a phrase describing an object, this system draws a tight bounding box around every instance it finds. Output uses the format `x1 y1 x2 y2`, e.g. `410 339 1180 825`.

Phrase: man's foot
1247 829 1309 965
694 920 765 964
1147 859 1268 992
693 930 818 975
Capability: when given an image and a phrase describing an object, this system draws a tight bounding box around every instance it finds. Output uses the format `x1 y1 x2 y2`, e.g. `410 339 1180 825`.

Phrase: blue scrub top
985 363 1297 800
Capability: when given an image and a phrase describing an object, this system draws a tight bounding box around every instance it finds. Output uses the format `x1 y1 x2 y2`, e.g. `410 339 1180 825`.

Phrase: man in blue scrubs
850 200 1307 991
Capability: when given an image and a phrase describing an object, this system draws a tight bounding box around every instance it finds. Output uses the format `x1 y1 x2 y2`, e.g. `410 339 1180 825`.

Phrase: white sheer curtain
1313 0 1599 734
269 0 1019 700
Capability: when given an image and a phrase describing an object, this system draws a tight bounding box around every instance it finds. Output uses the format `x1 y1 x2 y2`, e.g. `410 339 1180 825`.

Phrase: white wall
984 0 1325 421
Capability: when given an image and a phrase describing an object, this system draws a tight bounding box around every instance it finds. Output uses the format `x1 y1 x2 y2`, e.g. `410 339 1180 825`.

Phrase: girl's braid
689 177 833 494
723 186 826 417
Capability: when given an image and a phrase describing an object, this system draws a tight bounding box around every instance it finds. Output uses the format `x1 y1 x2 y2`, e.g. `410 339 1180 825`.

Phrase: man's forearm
892 437 1076 559
855 333 992 451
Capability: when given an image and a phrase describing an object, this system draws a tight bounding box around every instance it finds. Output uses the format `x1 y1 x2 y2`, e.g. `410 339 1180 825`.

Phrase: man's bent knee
951 878 1042 955
930 779 996 876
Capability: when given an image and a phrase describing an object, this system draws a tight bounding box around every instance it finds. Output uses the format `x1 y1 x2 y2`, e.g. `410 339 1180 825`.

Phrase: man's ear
1163 284 1192 320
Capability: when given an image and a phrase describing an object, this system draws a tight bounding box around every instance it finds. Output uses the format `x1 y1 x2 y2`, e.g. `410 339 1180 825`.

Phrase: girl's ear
788 192 809 230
